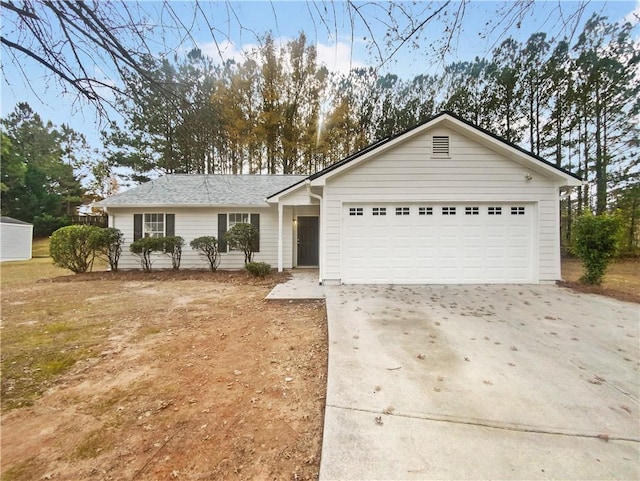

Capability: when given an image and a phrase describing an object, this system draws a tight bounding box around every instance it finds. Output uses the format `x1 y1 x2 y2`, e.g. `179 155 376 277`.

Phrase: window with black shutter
133 214 143 241
134 213 174 239
218 213 228 252
250 213 260 253
218 213 260 253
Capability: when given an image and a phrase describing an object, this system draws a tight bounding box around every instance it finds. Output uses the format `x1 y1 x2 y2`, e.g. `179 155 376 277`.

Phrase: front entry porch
265 269 325 300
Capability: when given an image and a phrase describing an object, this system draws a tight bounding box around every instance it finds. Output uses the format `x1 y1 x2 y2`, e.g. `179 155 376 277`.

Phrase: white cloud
197 37 364 74
316 41 365 74
198 39 257 64
624 0 640 25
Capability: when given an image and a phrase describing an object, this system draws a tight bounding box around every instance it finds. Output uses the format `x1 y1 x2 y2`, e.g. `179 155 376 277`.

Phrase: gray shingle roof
0 216 32 225
94 175 307 208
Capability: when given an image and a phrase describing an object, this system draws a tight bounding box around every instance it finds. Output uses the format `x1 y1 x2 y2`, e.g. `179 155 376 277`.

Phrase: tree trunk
595 84 607 214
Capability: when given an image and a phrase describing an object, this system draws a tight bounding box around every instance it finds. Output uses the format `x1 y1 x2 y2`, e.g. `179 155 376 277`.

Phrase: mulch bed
43 269 291 288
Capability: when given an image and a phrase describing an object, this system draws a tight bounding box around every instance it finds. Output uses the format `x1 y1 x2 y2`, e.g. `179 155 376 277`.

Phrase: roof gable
95 174 307 208
309 111 581 187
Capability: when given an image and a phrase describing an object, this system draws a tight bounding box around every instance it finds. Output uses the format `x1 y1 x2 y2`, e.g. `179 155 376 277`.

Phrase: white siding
0 223 33 261
279 185 318 205
323 126 562 283
110 206 292 270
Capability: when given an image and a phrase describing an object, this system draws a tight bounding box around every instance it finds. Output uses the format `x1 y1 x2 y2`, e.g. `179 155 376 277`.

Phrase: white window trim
228 212 249 229
143 213 165 238
226 212 250 252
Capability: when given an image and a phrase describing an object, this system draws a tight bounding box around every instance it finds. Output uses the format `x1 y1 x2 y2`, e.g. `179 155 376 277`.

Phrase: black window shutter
218 213 227 252
250 213 260 253
133 214 143 241
165 214 175 237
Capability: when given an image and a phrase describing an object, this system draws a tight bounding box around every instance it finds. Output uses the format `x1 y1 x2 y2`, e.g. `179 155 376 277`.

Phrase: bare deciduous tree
2 0 591 117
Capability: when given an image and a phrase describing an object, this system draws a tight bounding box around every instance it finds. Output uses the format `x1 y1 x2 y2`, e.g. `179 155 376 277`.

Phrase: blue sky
1 0 638 153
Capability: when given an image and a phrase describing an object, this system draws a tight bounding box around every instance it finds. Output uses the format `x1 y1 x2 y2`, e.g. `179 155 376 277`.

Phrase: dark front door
297 216 319 266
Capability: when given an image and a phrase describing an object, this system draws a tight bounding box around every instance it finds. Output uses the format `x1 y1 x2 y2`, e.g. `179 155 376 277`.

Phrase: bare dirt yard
1 251 636 481
1 267 327 481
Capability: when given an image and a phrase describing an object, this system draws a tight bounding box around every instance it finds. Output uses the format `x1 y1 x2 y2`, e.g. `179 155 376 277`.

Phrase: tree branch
1 0 39 20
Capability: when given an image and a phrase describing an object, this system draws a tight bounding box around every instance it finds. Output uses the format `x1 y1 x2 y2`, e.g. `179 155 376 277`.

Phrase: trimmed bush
129 236 184 272
190 236 220 271
225 223 259 264
50 225 102 273
95 227 124 272
245 261 271 278
573 213 620 285
130 237 164 272
161 236 184 270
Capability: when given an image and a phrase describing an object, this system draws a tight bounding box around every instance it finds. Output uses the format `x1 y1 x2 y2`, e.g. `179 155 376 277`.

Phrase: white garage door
342 203 535 284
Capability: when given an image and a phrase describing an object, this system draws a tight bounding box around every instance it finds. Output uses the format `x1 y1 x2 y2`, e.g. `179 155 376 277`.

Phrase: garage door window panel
372 207 387 216
442 207 456 215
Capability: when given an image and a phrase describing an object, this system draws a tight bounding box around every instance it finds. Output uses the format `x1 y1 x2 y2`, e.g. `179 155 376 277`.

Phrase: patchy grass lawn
1 257 72 286
561 257 640 304
1 238 107 287
1 258 327 481
32 237 51 257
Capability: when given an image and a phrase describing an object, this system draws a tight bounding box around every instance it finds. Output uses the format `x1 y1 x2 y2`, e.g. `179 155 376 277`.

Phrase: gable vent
432 136 450 157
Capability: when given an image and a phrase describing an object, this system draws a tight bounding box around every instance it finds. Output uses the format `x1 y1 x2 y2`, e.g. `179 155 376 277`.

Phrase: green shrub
129 237 164 272
245 261 271 278
225 223 258 264
129 236 184 272
94 228 124 272
161 236 184 270
573 213 620 285
190 236 220 271
49 225 102 273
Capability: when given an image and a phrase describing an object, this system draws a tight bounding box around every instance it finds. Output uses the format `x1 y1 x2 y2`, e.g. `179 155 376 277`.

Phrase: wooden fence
71 215 108 228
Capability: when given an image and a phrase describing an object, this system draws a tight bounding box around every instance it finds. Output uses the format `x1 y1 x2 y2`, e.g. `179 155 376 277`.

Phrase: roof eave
266 177 310 202
96 203 273 209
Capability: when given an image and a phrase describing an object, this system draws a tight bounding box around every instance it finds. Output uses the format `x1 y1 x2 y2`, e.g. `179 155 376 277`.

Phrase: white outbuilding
0 217 33 261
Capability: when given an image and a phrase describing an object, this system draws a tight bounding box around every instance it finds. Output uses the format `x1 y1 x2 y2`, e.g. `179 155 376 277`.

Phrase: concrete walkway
265 269 325 300
320 284 640 480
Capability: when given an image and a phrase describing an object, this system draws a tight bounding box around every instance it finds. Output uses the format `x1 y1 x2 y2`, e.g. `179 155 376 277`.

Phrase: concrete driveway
319 285 639 480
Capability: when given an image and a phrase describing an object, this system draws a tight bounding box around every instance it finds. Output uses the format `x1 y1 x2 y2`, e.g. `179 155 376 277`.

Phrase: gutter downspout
306 180 324 285
277 201 284 272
